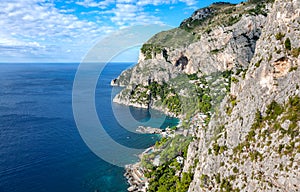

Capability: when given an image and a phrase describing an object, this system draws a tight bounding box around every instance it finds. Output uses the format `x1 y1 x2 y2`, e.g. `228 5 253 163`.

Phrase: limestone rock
189 0 300 191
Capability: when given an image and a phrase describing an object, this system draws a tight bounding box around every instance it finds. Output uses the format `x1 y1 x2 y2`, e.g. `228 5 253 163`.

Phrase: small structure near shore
136 126 162 134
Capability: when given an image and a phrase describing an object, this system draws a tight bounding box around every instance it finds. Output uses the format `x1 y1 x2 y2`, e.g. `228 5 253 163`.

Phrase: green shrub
252 110 263 129
233 143 244 154
285 38 291 51
211 48 224 54
288 96 300 106
268 54 272 61
187 73 198 80
208 148 212 155
141 44 162 60
275 32 285 40
147 163 178 192
220 178 233 192
233 167 239 174
163 94 182 115
226 107 233 115
200 174 209 188
231 76 239 83
205 28 212 34
247 4 267 16
219 145 227 153
265 101 283 121
246 130 256 142
222 70 232 79
291 47 300 57
212 143 221 155
141 44 153 59
249 150 262 162
255 58 262 67
198 94 212 114
278 144 284 154
289 66 298 72
226 15 242 26
215 173 221 184
177 172 193 191
276 49 282 54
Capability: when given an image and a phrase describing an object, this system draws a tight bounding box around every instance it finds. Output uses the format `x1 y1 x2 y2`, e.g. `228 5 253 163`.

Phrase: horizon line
0 61 137 64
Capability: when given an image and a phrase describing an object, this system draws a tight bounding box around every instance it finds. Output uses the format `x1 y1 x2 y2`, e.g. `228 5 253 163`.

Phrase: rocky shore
124 115 204 191
136 126 162 134
124 162 148 192
124 146 159 192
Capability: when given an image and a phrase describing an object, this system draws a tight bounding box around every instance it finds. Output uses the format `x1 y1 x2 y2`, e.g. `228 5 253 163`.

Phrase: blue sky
0 0 243 63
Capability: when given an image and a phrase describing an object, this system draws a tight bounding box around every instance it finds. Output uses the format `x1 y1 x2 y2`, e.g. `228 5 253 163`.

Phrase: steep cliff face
168 12 265 75
188 0 300 191
113 1 270 113
113 0 300 191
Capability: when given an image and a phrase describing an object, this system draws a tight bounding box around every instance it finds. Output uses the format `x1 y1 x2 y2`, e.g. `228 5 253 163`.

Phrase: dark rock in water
110 78 117 86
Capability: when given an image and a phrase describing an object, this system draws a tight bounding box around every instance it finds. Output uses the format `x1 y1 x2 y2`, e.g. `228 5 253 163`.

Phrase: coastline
111 76 186 191
111 78 207 191
124 154 149 191
124 123 194 191
122 110 208 191
113 95 182 119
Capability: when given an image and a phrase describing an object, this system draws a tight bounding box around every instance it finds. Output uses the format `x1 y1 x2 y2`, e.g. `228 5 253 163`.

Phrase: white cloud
0 0 114 61
110 3 163 26
75 0 196 8
135 0 197 6
75 0 197 27
76 0 115 9
179 0 196 6
0 1 104 38
117 0 136 3
0 0 199 62
59 9 76 13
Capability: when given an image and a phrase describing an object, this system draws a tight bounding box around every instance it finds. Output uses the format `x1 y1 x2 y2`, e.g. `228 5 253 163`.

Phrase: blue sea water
0 63 178 192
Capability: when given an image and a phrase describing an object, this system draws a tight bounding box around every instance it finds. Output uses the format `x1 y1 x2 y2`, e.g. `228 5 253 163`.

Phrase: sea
0 62 178 192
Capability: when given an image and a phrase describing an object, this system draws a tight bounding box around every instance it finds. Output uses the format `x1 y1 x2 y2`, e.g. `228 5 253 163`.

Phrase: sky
0 0 243 63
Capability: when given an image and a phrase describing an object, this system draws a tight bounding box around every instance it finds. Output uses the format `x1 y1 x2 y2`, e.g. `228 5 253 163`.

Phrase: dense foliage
141 44 163 60
146 159 193 192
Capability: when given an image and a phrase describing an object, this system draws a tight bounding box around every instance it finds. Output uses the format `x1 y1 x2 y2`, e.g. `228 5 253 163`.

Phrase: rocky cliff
113 0 300 191
113 1 270 114
188 0 300 191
